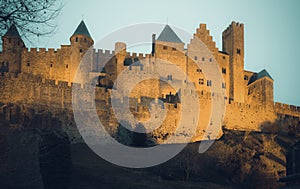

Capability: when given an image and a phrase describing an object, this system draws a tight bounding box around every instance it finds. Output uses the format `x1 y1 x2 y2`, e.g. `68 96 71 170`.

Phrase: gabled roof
4 24 21 37
157 25 183 44
248 69 273 85
72 20 92 38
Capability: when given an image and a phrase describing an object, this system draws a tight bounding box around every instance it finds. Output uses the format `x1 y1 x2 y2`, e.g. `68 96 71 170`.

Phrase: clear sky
30 0 300 106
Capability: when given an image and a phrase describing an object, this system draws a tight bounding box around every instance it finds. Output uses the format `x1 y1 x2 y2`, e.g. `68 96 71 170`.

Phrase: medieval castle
0 20 299 143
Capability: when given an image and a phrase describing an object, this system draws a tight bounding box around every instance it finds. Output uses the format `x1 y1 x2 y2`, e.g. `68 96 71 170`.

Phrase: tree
0 0 62 42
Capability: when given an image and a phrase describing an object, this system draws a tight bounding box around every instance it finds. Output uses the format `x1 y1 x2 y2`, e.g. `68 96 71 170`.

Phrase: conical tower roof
4 24 21 37
157 25 183 44
72 20 92 38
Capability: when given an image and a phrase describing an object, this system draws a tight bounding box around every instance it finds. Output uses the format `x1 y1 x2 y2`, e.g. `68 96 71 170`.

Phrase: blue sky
31 0 300 106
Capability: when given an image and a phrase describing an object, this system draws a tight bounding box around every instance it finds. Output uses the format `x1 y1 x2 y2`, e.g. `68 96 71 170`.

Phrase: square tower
222 21 245 103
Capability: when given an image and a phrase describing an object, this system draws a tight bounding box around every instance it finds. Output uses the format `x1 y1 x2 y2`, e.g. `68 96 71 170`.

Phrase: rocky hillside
0 103 299 188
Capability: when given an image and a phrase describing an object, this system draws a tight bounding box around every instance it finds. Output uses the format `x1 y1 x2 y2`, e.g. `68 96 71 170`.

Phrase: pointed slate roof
4 24 21 37
72 20 92 38
248 69 273 85
157 25 183 44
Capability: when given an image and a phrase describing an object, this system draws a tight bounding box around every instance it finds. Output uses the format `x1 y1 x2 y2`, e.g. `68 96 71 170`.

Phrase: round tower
69 20 94 83
2 24 26 73
114 42 127 87
70 20 94 52
115 42 126 75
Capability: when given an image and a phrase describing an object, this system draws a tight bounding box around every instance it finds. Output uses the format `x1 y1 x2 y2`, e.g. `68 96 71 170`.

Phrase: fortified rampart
274 102 300 117
1 72 299 143
1 20 300 144
21 47 150 80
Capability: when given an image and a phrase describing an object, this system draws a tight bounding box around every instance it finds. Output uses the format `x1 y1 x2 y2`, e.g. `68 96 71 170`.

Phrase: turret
247 69 274 108
69 20 94 82
115 42 126 77
70 20 94 50
155 25 186 72
156 25 184 52
222 21 245 102
1 24 26 73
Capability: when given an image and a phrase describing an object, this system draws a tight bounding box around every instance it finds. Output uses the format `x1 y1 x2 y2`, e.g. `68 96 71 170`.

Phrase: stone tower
115 42 126 78
155 25 186 72
222 21 245 102
247 69 274 108
70 20 94 82
2 24 25 74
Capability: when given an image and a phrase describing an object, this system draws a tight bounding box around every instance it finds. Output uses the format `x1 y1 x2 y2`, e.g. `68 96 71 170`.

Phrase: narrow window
237 48 241 54
222 68 226 74
202 57 205 61
223 56 225 60
79 49 83 53
84 38 87 43
196 68 202 73
163 46 167 50
50 63 53 68
27 61 30 67
194 56 197 60
207 80 212 87
222 82 226 89
209 58 212 62
75 37 78 42
244 75 249 80
199 78 204 85
172 47 176 51
167 75 172 80
66 64 68 69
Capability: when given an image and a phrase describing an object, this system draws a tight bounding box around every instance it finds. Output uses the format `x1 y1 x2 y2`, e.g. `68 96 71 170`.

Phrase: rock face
0 129 44 189
38 130 72 189
0 113 72 189
0 103 299 188
149 128 299 188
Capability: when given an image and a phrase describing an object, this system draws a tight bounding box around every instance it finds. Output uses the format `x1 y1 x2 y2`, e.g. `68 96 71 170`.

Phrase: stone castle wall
275 102 300 117
224 102 277 131
1 21 300 144
1 72 299 143
19 47 152 84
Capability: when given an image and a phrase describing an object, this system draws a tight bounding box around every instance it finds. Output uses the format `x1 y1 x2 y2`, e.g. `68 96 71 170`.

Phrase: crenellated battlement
96 49 115 56
1 19 298 141
222 21 244 36
26 47 58 53
125 52 148 59
22 48 59 63
275 102 300 117
0 72 84 90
